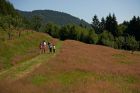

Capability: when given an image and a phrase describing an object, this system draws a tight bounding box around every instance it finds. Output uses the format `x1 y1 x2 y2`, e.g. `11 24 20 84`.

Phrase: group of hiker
39 40 56 54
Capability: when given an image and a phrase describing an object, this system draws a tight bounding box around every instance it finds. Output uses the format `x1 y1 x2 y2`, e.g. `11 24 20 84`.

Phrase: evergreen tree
126 16 140 41
59 25 70 40
105 14 118 36
100 17 106 33
91 15 100 34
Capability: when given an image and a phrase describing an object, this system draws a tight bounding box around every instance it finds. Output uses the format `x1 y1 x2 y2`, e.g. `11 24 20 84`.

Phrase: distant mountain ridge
17 10 91 28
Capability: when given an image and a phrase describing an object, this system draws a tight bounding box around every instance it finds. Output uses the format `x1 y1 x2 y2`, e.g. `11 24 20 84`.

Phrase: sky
9 0 140 24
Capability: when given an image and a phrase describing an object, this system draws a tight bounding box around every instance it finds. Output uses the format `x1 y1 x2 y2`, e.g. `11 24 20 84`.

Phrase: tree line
91 14 140 52
40 14 140 53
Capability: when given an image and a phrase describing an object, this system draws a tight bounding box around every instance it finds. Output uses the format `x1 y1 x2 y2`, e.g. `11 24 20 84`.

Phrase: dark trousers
49 48 52 53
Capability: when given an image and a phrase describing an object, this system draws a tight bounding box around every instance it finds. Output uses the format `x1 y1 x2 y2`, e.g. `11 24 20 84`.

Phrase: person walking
50 43 53 53
53 44 56 53
39 42 43 54
48 42 51 53
43 40 47 53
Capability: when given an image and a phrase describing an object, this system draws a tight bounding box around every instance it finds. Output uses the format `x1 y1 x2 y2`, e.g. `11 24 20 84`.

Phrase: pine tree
105 14 118 36
126 16 140 41
91 15 100 34
100 17 106 33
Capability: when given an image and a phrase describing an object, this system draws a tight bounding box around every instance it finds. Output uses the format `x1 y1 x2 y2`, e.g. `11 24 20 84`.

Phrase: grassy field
0 39 62 81
0 32 140 93
0 28 140 93
0 29 52 70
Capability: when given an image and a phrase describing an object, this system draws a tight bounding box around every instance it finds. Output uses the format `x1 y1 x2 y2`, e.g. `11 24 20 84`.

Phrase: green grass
118 60 135 65
94 73 139 84
29 70 93 86
0 39 63 80
0 30 51 69
28 69 140 93
57 70 92 85
31 74 47 85
29 69 139 88
112 54 126 58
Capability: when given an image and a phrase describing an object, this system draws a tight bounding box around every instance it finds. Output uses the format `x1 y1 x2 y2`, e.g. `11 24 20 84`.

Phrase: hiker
53 44 56 53
50 43 53 53
48 42 51 53
39 42 43 54
43 40 47 53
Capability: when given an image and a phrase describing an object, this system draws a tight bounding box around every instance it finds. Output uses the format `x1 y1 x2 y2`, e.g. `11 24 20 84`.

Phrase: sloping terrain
0 40 140 93
0 29 52 70
18 10 91 28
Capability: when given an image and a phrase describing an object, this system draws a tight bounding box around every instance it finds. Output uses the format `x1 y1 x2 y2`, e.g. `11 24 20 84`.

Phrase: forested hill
0 0 18 16
17 10 91 28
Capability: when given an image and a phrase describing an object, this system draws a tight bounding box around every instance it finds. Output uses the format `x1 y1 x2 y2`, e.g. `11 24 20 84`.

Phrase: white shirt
53 46 56 49
44 42 47 46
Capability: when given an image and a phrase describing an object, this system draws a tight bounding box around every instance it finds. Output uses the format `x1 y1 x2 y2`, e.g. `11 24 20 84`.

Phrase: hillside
0 40 140 93
17 10 91 28
0 1 140 92
0 29 53 70
0 0 17 16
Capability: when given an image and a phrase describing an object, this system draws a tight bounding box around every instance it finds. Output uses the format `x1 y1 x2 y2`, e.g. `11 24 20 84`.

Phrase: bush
45 23 60 38
98 31 114 47
115 36 125 49
87 29 98 44
125 36 139 53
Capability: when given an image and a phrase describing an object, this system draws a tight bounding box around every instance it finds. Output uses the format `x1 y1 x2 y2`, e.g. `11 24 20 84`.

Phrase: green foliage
18 10 91 28
16 9 140 52
105 14 118 36
0 0 30 39
99 31 114 47
0 0 17 16
90 14 140 51
45 22 60 38
87 29 98 44
0 15 14 39
115 36 125 49
1 0 139 52
31 15 42 31
125 36 139 52
100 17 106 33
125 16 140 41
0 14 28 38
44 23 98 44
117 24 127 36
59 25 70 40
91 15 100 34
0 31 51 69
